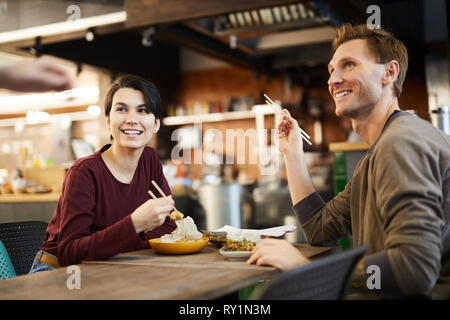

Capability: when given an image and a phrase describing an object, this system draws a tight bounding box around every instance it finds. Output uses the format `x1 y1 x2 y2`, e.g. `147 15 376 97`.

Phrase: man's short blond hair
332 24 408 98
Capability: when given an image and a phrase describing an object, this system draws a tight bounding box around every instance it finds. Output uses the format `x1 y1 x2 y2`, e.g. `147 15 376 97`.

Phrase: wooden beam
125 0 302 28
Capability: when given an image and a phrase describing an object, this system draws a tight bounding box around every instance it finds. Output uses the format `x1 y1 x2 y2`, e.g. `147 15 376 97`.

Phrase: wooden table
0 243 335 300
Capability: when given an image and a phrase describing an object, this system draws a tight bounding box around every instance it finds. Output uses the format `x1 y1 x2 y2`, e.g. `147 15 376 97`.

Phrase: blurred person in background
0 56 73 92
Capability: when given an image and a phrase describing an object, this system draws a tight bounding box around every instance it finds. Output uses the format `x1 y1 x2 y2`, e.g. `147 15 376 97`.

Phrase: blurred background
0 0 448 244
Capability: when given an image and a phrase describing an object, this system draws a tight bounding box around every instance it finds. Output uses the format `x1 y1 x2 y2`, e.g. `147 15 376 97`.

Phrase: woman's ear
382 60 399 86
106 116 111 131
153 119 160 134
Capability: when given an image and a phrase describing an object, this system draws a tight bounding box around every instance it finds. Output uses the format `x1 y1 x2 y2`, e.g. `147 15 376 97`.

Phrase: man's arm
277 109 316 204
278 109 351 245
365 130 445 295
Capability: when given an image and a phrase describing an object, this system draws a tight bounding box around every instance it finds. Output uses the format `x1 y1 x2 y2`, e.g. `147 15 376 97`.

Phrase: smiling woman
29 75 177 272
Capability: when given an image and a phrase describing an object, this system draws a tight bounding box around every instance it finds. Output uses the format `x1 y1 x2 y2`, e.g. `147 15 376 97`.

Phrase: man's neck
352 96 400 146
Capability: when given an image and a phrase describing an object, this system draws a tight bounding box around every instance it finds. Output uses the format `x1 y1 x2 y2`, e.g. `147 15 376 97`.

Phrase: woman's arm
56 166 146 266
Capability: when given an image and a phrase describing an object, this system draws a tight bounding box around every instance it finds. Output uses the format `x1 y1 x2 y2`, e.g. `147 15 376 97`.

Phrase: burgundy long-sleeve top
41 144 176 267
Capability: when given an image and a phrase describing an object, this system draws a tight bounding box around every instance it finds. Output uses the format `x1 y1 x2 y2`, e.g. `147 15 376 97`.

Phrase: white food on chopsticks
160 216 203 243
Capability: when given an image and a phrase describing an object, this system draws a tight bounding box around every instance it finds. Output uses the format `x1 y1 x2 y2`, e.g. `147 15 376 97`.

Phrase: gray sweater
295 111 450 297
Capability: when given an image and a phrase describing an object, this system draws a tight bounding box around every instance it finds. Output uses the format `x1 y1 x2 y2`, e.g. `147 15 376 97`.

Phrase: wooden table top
0 243 335 300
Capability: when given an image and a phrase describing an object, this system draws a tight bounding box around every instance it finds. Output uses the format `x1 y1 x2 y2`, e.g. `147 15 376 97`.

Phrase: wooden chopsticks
149 180 184 220
264 93 312 146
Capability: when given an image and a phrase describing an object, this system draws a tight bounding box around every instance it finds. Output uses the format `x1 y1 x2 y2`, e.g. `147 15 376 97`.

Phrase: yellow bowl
149 237 209 254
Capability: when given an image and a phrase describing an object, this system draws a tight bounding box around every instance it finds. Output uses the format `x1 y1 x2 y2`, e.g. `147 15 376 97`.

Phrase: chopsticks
264 93 312 146
151 180 169 198
149 180 184 220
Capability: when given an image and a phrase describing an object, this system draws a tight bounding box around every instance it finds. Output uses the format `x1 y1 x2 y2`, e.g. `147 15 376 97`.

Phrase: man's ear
382 60 399 86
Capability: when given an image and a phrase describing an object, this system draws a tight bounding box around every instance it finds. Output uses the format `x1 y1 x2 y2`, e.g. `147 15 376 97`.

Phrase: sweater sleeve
294 181 352 246
370 134 444 294
57 166 144 266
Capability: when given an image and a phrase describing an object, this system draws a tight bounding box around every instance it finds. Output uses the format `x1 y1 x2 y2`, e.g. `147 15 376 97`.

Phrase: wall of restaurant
170 49 430 181
0 49 430 182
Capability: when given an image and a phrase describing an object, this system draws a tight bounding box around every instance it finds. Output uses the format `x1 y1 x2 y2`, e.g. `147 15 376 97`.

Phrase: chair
0 240 16 279
258 246 367 300
0 221 48 275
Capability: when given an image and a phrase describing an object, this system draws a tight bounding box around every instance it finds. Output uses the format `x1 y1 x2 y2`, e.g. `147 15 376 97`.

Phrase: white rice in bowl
159 216 203 243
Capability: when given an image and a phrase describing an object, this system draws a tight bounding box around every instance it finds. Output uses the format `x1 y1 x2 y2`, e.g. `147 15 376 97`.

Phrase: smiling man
247 24 450 299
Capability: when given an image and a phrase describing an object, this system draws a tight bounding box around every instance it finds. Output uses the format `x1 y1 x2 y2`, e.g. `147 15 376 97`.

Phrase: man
0 55 73 92
247 24 450 299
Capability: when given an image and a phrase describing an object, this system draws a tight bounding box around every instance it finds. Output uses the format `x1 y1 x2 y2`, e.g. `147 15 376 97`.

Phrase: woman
29 75 176 272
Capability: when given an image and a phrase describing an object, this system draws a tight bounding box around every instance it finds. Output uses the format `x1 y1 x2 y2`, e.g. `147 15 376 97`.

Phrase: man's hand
246 238 310 271
0 56 74 92
277 109 304 156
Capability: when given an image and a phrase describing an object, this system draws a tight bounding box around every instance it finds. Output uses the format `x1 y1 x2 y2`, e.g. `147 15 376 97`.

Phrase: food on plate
159 216 203 243
223 239 256 252
203 231 227 247
221 230 261 252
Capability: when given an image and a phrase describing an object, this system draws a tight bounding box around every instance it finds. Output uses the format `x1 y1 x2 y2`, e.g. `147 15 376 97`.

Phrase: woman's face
107 87 160 150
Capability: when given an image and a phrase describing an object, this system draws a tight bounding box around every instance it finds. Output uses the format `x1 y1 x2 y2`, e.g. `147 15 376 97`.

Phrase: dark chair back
258 246 367 300
0 221 48 275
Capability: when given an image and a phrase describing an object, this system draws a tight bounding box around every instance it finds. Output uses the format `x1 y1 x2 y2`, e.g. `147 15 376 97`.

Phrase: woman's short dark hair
104 75 162 120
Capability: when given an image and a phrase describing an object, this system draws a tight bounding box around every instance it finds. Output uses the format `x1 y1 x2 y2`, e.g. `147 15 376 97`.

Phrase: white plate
219 247 252 260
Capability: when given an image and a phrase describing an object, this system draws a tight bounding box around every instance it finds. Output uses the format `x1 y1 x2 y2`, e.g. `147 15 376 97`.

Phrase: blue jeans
28 250 56 274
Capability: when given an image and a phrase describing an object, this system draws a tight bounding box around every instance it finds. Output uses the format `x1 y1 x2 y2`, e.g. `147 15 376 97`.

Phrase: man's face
328 39 386 118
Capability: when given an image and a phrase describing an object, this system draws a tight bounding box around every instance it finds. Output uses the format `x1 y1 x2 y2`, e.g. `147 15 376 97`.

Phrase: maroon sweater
42 144 176 266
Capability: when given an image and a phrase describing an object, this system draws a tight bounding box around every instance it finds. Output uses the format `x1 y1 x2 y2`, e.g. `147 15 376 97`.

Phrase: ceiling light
87 105 101 116
59 116 72 130
0 11 126 44
142 27 155 47
85 28 95 42
229 35 237 49
14 120 24 133
26 111 50 124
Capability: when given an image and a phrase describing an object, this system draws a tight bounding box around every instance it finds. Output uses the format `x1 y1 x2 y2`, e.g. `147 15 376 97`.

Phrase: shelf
162 105 276 126
0 192 60 203
329 142 370 152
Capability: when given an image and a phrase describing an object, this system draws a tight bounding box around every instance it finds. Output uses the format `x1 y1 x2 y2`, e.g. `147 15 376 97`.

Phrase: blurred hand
246 238 310 271
0 56 74 92
276 109 304 155
131 196 175 233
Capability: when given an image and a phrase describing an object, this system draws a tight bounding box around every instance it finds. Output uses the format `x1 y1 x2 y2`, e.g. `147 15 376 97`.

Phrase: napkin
213 225 297 238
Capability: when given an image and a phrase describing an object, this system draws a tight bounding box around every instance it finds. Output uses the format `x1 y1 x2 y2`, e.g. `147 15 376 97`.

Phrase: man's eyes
344 62 355 69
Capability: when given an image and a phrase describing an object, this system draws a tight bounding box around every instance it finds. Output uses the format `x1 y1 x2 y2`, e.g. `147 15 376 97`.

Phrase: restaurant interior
0 0 448 302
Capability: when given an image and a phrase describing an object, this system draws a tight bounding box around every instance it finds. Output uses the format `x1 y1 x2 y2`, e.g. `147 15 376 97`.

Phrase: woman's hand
131 196 175 233
277 109 304 156
246 238 310 271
